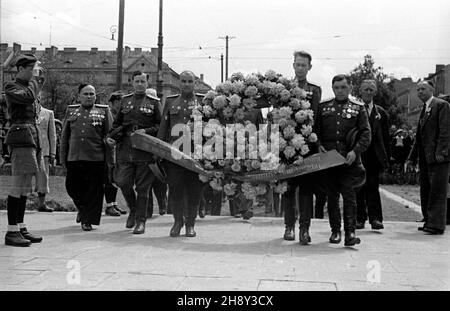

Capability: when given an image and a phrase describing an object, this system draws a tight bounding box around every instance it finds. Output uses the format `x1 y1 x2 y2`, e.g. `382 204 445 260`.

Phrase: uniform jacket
4 77 44 148
295 79 322 119
158 93 204 144
408 97 450 164
60 104 113 165
362 104 391 170
315 97 371 158
37 107 57 157
110 92 162 162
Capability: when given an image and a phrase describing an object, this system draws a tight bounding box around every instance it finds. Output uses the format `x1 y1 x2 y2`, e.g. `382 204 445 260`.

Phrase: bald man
407 80 450 234
355 80 391 230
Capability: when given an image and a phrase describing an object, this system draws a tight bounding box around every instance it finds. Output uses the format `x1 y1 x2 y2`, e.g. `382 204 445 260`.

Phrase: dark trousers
327 192 341 232
147 178 168 216
166 163 202 227
314 190 327 218
322 161 366 232
114 161 155 222
356 167 383 223
200 184 222 216
104 183 118 204
418 159 449 231
66 161 105 225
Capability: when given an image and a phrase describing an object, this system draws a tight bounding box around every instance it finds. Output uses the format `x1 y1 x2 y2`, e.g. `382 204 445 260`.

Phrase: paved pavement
0 211 449 291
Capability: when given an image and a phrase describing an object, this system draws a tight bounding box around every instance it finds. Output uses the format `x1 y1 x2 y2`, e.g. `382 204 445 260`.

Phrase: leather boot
283 226 295 241
170 221 183 237
114 205 127 215
186 226 196 237
299 227 311 245
126 211 136 229
133 220 145 234
344 231 361 246
20 228 43 243
105 206 120 216
5 231 31 247
329 231 342 244
37 194 53 212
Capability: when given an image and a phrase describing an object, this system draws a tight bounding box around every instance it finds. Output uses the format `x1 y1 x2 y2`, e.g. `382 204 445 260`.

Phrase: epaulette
349 97 364 106
67 104 80 108
195 93 205 97
307 81 321 88
122 93 133 98
166 94 180 99
95 104 110 109
146 94 160 101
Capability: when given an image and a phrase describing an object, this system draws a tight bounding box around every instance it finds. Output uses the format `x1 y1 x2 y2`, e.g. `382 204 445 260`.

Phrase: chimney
50 46 58 57
436 64 445 73
0 43 8 52
134 47 142 54
13 43 21 53
200 74 204 81
90 47 98 54
124 46 131 57
31 47 37 54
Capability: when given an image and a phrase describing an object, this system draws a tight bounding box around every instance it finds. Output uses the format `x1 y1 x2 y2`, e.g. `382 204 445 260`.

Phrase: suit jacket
37 107 57 157
408 97 450 165
362 104 391 170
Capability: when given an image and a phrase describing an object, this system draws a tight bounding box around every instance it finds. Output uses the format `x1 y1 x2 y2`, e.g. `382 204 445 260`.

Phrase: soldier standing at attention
106 71 161 235
60 84 113 231
157 70 204 237
4 54 45 246
315 74 371 246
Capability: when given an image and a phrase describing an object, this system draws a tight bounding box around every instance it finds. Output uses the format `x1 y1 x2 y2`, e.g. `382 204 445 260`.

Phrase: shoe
422 227 444 235
170 222 183 237
344 231 361 246
199 207 206 218
186 226 196 237
38 205 54 212
418 226 426 231
159 207 167 216
125 212 136 229
356 221 365 229
329 231 342 244
133 221 145 234
5 232 31 247
105 206 121 217
81 223 92 231
371 220 384 230
242 210 253 220
76 212 81 223
416 218 426 223
114 205 127 215
283 226 295 241
299 227 311 245
20 228 42 243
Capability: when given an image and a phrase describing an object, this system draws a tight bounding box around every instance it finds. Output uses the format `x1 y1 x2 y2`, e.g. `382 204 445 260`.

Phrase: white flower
244 85 259 98
199 174 210 183
209 178 223 191
292 87 307 99
291 134 305 150
212 95 227 109
228 94 242 108
283 126 296 139
295 110 308 123
300 100 311 110
301 124 313 136
293 156 304 165
280 89 291 102
274 182 288 194
283 146 296 159
279 106 293 119
300 144 310 155
289 98 301 110
265 69 278 81
251 160 261 169
231 161 242 172
223 182 237 196
308 133 318 143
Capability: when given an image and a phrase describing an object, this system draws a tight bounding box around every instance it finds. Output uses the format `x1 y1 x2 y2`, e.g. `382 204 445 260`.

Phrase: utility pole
116 0 125 91
219 35 235 80
156 0 164 99
220 53 224 83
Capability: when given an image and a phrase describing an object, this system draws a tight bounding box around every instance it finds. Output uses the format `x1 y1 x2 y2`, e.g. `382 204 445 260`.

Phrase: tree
348 55 405 128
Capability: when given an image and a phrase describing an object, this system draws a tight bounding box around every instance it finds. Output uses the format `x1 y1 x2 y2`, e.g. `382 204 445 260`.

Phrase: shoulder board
122 93 133 98
195 93 205 97
307 82 320 88
95 104 109 108
145 94 160 101
349 98 364 106
166 94 180 99
319 98 334 104
67 104 80 108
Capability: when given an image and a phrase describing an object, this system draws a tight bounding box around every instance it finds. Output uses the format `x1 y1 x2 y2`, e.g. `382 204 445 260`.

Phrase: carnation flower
202 105 216 117
228 94 242 108
295 110 308 123
242 98 257 109
212 95 227 109
278 136 287 151
283 146 296 159
283 125 296 139
293 156 304 165
230 72 245 82
241 182 258 200
277 77 291 88
279 106 293 119
291 87 307 99
199 174 210 183
203 160 215 170
289 98 301 110
280 89 291 102
204 90 218 101
244 85 259 98
244 160 253 171
264 69 278 81
269 83 286 97
277 118 288 129
291 134 305 150
216 80 234 95
245 74 260 86
251 160 261 169
300 100 311 110
223 107 234 119
301 124 313 136
308 133 318 143
232 81 246 94
231 161 242 172
234 108 245 121
300 144 310 155
223 182 238 196
274 182 288 194
218 160 226 167
209 178 223 191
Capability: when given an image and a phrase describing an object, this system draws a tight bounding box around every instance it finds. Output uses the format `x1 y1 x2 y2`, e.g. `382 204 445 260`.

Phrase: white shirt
365 100 374 116
425 96 434 112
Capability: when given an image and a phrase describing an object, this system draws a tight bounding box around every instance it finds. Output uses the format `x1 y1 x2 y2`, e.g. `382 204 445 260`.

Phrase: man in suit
35 104 57 212
356 80 391 230
406 80 450 234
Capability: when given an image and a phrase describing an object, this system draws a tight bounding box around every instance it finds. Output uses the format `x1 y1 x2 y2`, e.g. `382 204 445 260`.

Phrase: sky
1 0 450 98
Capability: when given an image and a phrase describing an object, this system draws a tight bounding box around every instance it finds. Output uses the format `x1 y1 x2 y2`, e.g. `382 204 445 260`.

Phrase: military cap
15 54 38 68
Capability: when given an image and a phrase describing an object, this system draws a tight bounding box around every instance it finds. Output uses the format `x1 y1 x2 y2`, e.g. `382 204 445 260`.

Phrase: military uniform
4 57 46 246
315 97 371 244
109 92 161 232
157 93 204 237
283 79 328 242
60 103 113 226
0 92 9 161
